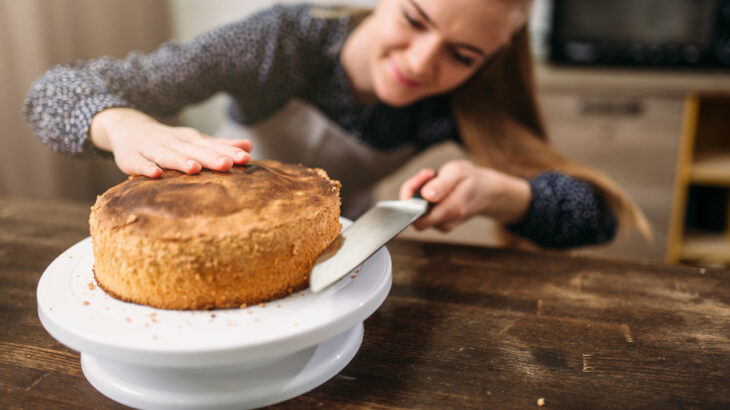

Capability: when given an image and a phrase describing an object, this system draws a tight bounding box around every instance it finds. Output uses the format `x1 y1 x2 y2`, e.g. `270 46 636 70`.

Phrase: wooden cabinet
667 95 730 266
539 93 684 261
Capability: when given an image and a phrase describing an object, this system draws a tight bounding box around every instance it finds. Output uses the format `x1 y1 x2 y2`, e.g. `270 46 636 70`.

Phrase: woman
23 0 650 248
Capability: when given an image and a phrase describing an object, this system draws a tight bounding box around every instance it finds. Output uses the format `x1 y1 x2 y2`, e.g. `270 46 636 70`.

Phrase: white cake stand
37 220 392 410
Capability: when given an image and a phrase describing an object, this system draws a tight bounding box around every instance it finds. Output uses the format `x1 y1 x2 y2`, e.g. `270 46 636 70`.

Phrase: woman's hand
89 107 252 178
399 160 532 232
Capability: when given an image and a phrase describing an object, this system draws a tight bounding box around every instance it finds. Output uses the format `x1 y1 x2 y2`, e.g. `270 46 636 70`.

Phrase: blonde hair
452 26 652 243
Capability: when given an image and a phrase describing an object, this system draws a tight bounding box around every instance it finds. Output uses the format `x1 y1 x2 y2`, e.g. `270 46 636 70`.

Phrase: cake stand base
81 323 363 410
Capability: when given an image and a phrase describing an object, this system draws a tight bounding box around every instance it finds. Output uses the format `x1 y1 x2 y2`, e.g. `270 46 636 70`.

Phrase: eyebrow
407 0 487 56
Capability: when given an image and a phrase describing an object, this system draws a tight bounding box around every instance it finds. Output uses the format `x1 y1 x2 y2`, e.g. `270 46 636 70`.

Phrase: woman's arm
22 5 334 173
504 172 617 248
399 161 617 248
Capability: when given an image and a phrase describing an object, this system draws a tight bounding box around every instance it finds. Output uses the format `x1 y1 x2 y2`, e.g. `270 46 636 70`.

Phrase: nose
404 34 440 78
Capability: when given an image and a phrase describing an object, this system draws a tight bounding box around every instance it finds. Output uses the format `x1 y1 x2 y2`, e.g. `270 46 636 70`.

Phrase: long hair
452 26 652 242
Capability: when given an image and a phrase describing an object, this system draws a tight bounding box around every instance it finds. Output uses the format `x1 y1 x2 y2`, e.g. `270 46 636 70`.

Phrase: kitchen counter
536 61 730 96
1 196 729 409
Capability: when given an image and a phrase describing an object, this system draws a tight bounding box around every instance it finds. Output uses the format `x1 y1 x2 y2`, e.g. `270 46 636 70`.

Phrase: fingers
135 128 251 175
145 146 205 175
173 128 251 167
218 139 253 153
412 181 472 231
164 141 237 172
115 138 220 178
410 161 474 231
399 168 436 200
106 112 253 177
197 139 251 166
420 161 468 202
115 151 162 178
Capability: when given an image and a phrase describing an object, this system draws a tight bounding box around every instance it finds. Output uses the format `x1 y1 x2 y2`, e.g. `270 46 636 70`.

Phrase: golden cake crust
89 160 341 310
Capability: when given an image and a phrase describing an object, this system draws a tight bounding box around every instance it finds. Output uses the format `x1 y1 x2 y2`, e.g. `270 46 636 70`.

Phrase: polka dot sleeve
506 172 618 248
22 4 338 157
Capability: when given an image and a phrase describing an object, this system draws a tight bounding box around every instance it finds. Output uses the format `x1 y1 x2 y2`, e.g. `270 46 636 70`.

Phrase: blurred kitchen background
2 0 729 266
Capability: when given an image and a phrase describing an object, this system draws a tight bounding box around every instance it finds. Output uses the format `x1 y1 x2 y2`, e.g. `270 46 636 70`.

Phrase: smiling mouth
388 58 422 89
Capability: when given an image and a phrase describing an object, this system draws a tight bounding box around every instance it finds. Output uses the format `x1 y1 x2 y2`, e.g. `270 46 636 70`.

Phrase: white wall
168 0 375 134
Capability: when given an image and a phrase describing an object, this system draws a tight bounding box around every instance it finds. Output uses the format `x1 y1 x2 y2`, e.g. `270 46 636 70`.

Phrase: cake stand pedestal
37 220 391 410
80 324 362 410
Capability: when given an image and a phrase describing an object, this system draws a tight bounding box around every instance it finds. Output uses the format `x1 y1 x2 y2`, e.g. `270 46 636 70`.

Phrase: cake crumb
82 301 90 306
258 303 266 308
486 390 491 396
239 303 248 309
148 312 157 317
277 304 281 308
537 398 545 407
124 317 131 323
126 214 137 224
151 318 158 323
87 282 95 290
351 275 357 279
355 269 360 273
210 313 216 319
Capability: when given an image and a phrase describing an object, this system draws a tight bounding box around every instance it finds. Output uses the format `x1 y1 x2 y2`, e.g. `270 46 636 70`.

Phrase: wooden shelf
690 153 730 186
680 231 730 264
667 94 730 267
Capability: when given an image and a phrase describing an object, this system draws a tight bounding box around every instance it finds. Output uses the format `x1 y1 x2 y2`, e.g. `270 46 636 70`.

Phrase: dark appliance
549 0 730 68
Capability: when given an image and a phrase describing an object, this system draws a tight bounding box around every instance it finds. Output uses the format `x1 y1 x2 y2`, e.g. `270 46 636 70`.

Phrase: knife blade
309 194 430 293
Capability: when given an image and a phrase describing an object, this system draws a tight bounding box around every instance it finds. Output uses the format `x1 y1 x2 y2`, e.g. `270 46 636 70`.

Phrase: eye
402 10 425 30
452 51 474 66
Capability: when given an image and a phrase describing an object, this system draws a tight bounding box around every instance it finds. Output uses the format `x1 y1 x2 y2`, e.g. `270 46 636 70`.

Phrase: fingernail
425 189 436 198
234 151 245 161
186 160 197 169
219 157 232 166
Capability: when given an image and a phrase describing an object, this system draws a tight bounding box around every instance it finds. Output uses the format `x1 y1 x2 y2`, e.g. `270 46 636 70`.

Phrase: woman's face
366 0 522 106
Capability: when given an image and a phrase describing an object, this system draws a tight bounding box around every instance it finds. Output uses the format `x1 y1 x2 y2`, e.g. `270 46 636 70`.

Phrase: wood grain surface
1 196 728 409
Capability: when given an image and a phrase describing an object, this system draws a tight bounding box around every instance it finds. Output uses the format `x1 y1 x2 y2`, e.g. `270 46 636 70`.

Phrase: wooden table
1 196 729 409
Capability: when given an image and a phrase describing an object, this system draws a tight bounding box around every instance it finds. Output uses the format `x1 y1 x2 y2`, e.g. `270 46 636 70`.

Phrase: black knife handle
412 186 426 200
413 174 438 206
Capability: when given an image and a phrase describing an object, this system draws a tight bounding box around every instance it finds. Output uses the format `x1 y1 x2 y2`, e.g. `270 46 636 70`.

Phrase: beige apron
215 99 415 219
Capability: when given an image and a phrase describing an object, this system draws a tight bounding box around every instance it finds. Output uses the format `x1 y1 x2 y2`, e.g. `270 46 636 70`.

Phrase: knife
309 186 431 293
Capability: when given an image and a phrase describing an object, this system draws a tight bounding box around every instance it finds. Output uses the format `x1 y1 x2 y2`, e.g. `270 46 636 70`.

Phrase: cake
89 160 341 310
